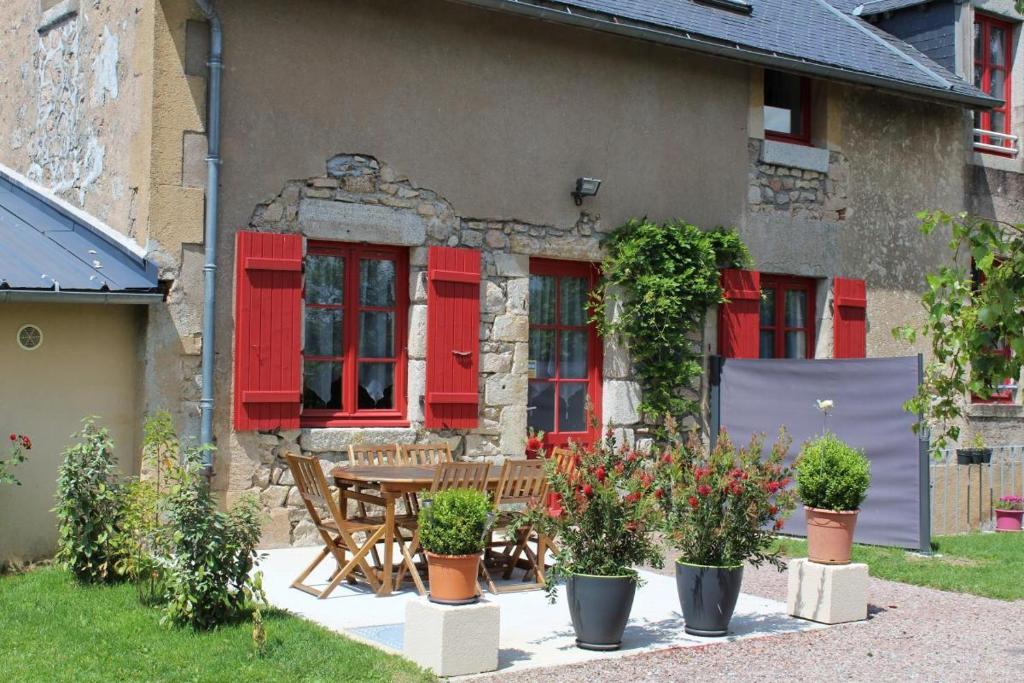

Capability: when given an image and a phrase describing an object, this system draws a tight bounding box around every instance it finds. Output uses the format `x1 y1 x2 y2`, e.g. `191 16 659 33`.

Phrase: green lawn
0 568 432 683
774 533 1024 601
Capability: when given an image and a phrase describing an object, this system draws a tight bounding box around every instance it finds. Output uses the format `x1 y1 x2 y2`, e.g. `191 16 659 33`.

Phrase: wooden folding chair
491 459 550 592
285 453 385 599
393 461 493 596
346 444 415 568
402 443 453 465
349 443 403 466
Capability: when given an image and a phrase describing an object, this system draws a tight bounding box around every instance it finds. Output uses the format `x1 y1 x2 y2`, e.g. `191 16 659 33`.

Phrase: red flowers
774 519 785 531
769 505 778 516
624 491 641 505
654 488 664 499
9 433 31 449
526 436 543 451
697 484 712 497
8 434 14 441
626 451 640 463
639 472 653 489
594 465 607 483
726 481 744 496
21 436 31 449
688 496 699 509
613 462 625 475
693 466 711 481
661 452 673 465
582 484 594 498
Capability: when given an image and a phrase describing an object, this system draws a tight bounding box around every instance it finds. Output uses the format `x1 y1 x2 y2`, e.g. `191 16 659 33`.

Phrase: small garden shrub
54 419 124 583
796 433 871 512
418 489 491 556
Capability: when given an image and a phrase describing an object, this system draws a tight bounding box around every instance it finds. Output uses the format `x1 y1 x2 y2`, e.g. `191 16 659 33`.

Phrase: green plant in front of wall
418 488 492 556
593 219 750 435
796 433 871 512
894 210 1024 454
54 418 125 584
1 433 31 486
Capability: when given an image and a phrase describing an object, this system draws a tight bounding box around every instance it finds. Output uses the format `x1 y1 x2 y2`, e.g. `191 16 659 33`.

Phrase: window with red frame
970 260 1015 403
302 242 408 426
759 275 816 359
974 13 1014 154
764 70 812 145
527 259 602 448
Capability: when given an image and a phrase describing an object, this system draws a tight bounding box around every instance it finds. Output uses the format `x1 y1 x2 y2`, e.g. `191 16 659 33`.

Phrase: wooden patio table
331 464 504 596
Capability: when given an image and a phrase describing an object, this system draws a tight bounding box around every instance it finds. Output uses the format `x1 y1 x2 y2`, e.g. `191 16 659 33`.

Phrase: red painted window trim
302 241 409 427
528 258 603 449
764 72 813 147
759 274 816 359
974 13 1014 156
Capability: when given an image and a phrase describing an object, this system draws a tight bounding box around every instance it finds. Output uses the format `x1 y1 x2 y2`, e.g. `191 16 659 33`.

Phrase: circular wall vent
17 324 43 351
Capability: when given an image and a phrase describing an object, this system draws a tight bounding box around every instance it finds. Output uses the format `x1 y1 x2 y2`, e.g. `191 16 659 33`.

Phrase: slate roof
0 164 159 299
458 0 996 107
853 0 934 17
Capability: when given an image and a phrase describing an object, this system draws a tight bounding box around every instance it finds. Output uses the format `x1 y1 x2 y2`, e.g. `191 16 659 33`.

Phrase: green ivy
593 219 750 434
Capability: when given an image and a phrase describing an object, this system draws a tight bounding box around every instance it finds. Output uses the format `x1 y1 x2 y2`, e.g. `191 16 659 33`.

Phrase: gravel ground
493 555 1024 682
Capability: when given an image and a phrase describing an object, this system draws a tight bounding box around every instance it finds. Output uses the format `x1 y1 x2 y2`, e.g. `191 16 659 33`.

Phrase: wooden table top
330 463 504 485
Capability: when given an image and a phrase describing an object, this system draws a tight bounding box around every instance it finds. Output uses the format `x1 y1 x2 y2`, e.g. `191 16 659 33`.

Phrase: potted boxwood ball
654 430 796 637
419 488 492 605
994 495 1024 532
796 433 871 565
516 430 662 651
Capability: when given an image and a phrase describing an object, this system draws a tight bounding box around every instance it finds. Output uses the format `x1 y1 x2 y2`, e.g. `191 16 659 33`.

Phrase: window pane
305 308 343 357
306 254 344 305
529 329 556 379
764 71 804 137
359 311 394 358
988 69 1005 99
560 277 589 326
528 382 555 433
784 290 807 328
785 331 807 359
360 259 396 307
760 289 776 325
760 330 775 359
975 22 982 64
992 111 1007 139
559 383 587 433
303 361 341 410
974 64 983 89
991 27 1005 66
530 275 556 324
358 363 394 409
560 330 588 379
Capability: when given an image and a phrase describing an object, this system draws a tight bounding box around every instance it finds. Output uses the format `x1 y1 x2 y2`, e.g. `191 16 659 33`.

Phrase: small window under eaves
695 0 753 15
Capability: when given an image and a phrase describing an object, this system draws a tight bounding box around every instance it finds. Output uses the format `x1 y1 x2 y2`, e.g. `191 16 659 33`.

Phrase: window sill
967 403 1023 419
299 425 417 453
760 139 829 174
969 150 1023 174
38 0 78 33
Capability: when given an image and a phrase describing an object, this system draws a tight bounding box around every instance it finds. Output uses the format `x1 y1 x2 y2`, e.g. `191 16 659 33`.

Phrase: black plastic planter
565 574 637 651
956 448 993 465
675 561 744 637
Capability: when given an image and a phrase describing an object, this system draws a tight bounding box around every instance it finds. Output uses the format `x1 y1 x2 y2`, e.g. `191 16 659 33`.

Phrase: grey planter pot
675 561 744 637
565 574 637 651
956 448 992 465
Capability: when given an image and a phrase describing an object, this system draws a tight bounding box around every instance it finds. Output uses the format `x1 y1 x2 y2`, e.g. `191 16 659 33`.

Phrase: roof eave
451 0 998 109
0 289 164 304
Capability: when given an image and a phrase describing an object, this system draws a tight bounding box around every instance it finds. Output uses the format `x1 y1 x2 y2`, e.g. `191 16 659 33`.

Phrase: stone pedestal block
787 557 868 625
404 597 500 677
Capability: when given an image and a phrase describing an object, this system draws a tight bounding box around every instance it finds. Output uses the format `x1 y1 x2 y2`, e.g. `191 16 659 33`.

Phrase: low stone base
787 557 868 625
404 596 500 677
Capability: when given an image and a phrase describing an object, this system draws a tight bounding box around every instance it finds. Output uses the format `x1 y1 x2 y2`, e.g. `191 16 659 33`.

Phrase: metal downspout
194 0 223 471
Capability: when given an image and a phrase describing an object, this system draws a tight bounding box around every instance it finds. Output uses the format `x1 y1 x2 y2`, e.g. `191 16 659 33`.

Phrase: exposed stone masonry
747 140 849 222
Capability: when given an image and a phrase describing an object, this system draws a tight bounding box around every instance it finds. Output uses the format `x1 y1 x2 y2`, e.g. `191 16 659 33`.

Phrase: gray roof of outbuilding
454 0 996 107
853 0 934 17
0 164 160 300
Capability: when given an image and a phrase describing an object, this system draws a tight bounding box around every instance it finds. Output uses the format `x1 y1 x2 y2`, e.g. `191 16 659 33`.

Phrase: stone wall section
747 140 849 222
233 153 646 547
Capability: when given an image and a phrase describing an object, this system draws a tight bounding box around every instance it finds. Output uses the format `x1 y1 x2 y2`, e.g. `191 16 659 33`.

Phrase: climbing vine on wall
593 219 750 436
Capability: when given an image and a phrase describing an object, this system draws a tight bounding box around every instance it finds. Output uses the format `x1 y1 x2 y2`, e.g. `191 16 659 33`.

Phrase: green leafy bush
54 419 125 583
796 434 871 512
418 489 491 556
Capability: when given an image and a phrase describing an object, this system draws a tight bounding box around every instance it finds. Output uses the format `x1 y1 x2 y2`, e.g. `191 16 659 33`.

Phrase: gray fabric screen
716 356 925 550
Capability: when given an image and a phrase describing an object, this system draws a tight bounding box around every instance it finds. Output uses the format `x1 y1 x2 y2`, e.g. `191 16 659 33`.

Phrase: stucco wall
0 304 144 565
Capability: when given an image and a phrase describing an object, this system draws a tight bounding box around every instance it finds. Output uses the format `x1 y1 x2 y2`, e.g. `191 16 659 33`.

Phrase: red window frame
528 258 603 449
302 241 409 427
764 71 812 146
759 274 816 359
974 13 1014 155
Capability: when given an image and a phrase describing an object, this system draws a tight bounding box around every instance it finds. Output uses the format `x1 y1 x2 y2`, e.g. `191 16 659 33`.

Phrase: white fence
930 445 1024 535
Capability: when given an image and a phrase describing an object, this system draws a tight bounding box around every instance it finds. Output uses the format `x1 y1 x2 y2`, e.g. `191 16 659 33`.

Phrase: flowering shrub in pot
796 433 871 565
517 430 662 650
653 430 796 637
419 488 492 605
994 495 1023 532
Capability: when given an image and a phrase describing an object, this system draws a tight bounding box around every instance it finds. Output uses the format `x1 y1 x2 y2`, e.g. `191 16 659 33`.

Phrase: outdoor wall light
572 177 602 206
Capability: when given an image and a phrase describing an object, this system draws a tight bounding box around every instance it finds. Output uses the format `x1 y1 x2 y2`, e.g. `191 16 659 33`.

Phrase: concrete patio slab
258 547 827 677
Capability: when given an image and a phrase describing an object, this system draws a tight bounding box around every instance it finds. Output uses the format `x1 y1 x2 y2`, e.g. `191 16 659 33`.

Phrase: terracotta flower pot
426 552 481 605
805 506 858 565
995 509 1023 532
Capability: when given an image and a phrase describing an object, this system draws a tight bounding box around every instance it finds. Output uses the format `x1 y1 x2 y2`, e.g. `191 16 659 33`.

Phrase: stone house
1 0 1023 556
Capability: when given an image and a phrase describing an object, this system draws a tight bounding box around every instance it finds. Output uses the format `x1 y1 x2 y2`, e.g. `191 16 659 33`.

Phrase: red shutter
234 231 304 431
425 246 480 429
833 277 867 359
718 269 761 359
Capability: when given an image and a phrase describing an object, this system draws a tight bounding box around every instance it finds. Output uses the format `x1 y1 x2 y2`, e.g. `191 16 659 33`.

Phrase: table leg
379 491 397 597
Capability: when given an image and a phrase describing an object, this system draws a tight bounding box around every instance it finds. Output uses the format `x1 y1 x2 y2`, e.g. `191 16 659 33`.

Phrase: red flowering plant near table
653 429 796 570
515 428 663 600
1 433 32 486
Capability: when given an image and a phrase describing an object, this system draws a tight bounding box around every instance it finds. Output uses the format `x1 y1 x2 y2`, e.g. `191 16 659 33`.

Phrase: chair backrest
429 461 492 493
285 452 344 531
348 443 402 466
494 459 548 507
402 443 453 466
